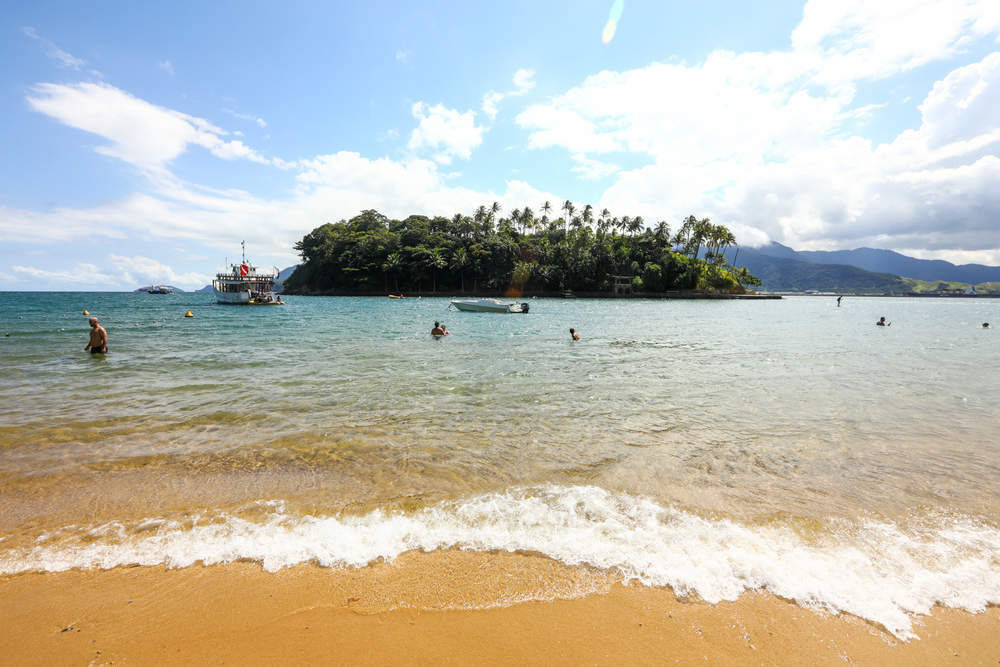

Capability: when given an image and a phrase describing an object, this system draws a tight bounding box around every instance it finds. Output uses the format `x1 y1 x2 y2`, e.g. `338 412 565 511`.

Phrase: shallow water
1 292 998 637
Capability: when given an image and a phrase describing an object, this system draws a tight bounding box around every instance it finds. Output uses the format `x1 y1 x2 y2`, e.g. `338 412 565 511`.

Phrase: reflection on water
1 292 999 532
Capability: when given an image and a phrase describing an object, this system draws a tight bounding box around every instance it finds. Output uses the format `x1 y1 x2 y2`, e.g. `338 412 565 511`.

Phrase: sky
1 0 999 290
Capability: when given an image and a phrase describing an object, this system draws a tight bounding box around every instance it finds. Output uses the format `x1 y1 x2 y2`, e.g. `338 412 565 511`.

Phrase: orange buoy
185 311 194 318
82 310 89 315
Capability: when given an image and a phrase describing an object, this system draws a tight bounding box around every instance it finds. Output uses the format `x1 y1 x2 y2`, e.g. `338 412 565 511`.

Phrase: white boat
212 242 283 305
450 298 529 313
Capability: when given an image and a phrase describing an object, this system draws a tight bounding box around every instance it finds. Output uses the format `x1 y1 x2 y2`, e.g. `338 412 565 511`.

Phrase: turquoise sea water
1 292 998 637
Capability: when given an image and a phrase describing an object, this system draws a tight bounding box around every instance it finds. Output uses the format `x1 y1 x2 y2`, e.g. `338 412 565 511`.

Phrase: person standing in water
569 328 580 340
431 321 444 336
85 317 108 354
837 295 843 307
876 316 890 327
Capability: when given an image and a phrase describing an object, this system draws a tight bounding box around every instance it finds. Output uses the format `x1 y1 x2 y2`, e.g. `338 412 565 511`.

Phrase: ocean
1 292 998 639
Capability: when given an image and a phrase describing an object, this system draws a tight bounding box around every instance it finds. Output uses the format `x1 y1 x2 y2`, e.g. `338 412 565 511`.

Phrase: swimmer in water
569 328 580 340
85 316 108 353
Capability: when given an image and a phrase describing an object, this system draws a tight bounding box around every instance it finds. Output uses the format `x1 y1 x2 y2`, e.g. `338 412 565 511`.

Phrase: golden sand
1 551 996 665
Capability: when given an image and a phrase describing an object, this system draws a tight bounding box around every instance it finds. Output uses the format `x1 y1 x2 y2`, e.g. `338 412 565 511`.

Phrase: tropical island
283 204 763 297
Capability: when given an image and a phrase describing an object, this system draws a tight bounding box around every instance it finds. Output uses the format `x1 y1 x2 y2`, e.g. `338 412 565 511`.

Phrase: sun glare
603 0 624 44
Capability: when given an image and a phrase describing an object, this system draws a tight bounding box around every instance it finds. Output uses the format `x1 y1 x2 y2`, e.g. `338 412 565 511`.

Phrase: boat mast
241 240 246 265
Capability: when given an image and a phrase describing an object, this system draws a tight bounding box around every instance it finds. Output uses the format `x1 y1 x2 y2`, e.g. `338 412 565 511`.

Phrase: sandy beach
2 552 997 665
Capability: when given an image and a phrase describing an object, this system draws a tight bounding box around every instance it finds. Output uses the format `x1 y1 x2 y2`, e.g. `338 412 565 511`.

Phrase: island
283 206 765 297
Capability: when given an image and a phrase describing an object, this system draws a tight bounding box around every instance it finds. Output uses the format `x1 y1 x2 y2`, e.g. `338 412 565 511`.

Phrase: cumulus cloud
408 102 484 163
511 68 536 95
157 60 175 75
515 0 1000 255
479 68 537 121
481 91 504 120
107 254 205 287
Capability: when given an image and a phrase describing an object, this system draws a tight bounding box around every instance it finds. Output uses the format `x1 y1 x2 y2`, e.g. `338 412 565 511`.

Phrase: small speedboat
450 298 529 313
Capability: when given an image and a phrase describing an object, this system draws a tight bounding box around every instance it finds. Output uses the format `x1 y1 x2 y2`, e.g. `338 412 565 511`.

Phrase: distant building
613 275 634 296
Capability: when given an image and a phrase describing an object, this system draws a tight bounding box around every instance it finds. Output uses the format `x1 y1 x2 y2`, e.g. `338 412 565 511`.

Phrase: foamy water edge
1 485 997 640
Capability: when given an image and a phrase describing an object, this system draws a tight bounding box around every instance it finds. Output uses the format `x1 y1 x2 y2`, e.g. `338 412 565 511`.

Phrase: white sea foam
1 485 998 639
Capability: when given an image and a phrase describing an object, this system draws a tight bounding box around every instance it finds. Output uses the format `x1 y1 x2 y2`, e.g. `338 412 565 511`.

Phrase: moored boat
212 242 283 305
450 298 529 313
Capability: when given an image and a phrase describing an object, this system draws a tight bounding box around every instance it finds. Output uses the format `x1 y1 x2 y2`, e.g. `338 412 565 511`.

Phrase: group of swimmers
432 320 582 340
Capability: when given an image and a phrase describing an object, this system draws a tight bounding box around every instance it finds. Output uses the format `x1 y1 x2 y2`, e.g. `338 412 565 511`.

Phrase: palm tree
383 252 402 292
582 204 594 228
654 221 671 248
521 206 535 235
541 200 552 223
426 249 447 292
451 247 470 292
490 201 502 223
510 208 522 235
561 200 575 232
628 215 644 236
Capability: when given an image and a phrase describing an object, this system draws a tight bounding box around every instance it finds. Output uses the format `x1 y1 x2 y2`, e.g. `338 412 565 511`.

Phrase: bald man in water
85 317 108 354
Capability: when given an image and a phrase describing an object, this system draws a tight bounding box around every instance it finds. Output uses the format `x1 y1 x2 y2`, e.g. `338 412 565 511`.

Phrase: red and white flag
240 264 249 276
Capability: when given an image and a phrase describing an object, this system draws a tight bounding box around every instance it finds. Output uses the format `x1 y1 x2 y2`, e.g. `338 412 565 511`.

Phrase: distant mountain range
727 244 1000 293
196 265 298 293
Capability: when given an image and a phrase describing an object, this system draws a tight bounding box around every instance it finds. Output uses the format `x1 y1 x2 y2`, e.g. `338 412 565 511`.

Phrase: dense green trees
284 206 760 295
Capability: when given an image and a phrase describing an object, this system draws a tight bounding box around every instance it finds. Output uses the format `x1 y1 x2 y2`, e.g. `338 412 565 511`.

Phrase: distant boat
212 242 283 305
450 298 529 313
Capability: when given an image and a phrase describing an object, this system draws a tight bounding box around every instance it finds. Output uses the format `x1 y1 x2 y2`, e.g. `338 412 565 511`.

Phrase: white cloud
408 102 484 163
21 27 86 71
107 254 205 287
10 256 205 290
157 60 175 75
514 0 1000 252
570 154 620 180
511 68 536 95
478 69 537 122
12 262 116 288
395 49 411 63
222 107 267 128
792 0 1000 86
482 91 504 120
26 82 273 169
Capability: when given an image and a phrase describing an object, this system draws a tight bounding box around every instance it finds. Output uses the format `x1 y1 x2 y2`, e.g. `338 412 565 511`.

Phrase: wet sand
1 551 996 665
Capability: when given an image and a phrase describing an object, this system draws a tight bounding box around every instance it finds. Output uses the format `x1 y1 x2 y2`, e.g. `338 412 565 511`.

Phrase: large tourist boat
212 243 283 305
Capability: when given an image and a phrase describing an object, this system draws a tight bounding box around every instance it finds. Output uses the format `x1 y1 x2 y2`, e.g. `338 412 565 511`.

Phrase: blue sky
2 0 999 290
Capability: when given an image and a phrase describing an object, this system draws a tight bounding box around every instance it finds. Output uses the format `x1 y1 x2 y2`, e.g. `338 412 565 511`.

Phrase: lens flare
602 0 624 44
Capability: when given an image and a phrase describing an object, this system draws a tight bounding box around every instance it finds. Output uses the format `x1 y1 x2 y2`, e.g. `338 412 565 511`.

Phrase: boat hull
451 299 526 313
214 288 250 304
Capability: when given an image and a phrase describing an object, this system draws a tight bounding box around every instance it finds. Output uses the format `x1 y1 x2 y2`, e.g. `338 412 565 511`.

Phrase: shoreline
1 553 997 665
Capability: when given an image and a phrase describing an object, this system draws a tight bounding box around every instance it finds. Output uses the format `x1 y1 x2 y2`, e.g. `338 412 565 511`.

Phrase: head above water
89 317 99 327
984 323 990 328
434 321 440 327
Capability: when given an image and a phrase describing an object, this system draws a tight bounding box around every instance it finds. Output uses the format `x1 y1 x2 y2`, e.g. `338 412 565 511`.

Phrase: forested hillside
283 207 760 296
